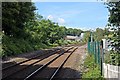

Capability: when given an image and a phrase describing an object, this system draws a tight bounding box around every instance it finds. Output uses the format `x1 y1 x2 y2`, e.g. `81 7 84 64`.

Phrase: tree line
1 2 83 57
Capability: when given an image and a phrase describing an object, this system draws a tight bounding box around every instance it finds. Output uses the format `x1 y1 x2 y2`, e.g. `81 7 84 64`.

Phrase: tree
106 1 120 65
94 28 104 41
106 2 120 53
66 28 83 36
2 2 36 38
83 31 90 42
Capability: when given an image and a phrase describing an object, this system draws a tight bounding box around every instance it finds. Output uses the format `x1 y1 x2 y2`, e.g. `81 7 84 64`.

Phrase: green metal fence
87 40 104 75
87 41 101 65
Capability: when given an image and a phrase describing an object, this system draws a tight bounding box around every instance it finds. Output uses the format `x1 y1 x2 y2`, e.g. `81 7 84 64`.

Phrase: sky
34 2 109 30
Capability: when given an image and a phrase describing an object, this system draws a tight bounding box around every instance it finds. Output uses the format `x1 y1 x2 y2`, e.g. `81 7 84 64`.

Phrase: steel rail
2 49 62 80
23 47 74 80
50 47 78 80
2 48 61 70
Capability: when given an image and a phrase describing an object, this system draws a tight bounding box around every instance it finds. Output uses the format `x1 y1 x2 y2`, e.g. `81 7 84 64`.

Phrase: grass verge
82 54 104 79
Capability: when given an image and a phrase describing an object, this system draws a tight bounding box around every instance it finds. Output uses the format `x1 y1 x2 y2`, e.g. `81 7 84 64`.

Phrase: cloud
58 18 65 24
47 15 66 25
47 15 54 20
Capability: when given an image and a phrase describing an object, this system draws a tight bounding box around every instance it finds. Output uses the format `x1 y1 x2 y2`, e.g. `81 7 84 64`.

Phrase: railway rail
2 48 64 79
2 46 77 80
2 48 61 70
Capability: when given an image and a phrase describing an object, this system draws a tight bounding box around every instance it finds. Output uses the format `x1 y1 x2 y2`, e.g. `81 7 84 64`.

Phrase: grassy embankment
1 34 85 57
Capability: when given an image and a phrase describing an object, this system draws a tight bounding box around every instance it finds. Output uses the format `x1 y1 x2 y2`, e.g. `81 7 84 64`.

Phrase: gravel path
55 44 87 79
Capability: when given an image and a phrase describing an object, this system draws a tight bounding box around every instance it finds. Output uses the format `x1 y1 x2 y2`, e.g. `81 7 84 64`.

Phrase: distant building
65 35 81 41
80 33 84 39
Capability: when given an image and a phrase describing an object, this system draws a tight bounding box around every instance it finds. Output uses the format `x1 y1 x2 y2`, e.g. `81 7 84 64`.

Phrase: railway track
2 48 64 79
2 46 77 80
2 48 61 70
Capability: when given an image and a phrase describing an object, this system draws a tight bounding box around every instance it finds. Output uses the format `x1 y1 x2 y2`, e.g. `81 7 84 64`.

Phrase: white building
65 35 81 41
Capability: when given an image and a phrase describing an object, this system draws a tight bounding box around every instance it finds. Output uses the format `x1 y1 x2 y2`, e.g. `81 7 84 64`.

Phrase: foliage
83 28 110 43
2 2 83 57
94 28 105 41
105 1 120 66
0 32 2 56
2 2 36 38
106 2 120 53
82 54 103 79
82 31 90 42
2 34 49 57
66 28 83 36
55 39 80 46
104 50 120 66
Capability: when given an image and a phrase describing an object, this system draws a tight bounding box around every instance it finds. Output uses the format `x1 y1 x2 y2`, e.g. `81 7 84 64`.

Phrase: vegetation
82 1 120 66
0 32 2 56
2 2 36 37
107 2 120 52
105 1 120 66
66 28 83 36
104 51 120 66
1 2 83 57
82 31 90 42
82 28 109 43
82 54 103 79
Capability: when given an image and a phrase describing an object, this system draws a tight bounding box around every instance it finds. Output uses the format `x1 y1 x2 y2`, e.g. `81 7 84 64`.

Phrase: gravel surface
55 44 87 79
2 44 87 80
2 48 61 68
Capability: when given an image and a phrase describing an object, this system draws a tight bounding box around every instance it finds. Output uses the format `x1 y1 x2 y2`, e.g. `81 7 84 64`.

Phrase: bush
2 35 49 57
1 34 84 57
0 32 2 56
82 54 103 79
104 50 120 66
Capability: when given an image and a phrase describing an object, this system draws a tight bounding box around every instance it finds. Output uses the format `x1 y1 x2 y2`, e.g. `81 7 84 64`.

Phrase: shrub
104 50 120 66
82 54 102 79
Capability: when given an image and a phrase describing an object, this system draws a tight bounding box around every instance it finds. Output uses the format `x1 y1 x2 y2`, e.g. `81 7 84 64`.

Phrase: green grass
1 34 85 57
82 54 103 79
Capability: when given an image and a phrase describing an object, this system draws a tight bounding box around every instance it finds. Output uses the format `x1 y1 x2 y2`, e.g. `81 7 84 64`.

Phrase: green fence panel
87 39 103 75
87 41 90 54
89 42 91 54
90 42 93 54
94 41 97 63
90 42 91 54
97 41 100 65
92 42 94 54
93 42 95 54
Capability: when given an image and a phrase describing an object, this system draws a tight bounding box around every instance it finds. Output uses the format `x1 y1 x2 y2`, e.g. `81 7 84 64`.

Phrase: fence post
92 42 94 54
97 41 100 65
101 47 104 76
89 42 91 54
87 41 90 54
91 42 93 54
94 41 97 63
101 57 102 76
90 42 92 54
